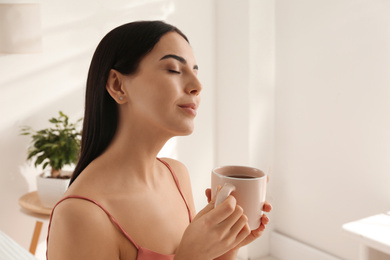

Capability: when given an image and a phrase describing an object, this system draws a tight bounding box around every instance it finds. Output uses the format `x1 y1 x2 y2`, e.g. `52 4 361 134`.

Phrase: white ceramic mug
211 165 267 230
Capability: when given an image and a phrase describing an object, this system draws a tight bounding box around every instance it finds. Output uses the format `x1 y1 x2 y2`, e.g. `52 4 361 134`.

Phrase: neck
98 117 173 184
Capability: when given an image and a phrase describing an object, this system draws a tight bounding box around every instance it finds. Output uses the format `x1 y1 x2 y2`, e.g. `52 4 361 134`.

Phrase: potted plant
21 111 82 208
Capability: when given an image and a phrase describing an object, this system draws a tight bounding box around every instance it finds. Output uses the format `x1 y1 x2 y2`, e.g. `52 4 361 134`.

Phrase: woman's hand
204 188 272 258
175 188 251 260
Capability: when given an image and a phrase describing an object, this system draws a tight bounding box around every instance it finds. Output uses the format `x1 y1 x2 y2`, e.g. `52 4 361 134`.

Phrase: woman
47 20 271 260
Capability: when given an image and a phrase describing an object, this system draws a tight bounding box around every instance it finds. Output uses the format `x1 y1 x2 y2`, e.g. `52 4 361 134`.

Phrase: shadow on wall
0 48 90 131
0 86 84 215
42 0 175 36
2 0 176 88
0 50 90 95
0 0 176 130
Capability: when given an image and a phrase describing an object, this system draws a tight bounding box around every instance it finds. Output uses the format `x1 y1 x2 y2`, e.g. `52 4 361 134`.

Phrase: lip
178 103 197 116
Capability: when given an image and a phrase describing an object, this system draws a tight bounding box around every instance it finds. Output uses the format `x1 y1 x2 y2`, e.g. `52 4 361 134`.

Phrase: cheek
127 75 182 113
138 76 176 96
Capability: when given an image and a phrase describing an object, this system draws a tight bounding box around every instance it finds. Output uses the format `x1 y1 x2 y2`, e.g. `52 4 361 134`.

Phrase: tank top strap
157 158 193 222
47 195 140 250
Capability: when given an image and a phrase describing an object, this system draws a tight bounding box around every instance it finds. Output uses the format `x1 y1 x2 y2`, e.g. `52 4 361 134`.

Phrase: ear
106 69 127 104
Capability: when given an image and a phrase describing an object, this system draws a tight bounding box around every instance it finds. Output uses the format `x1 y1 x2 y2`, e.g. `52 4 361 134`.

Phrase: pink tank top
47 158 193 260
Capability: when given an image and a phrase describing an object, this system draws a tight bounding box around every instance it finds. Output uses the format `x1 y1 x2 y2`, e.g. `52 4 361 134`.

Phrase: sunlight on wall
158 137 178 159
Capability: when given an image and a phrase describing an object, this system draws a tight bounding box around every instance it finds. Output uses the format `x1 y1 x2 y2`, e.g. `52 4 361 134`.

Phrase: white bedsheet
0 230 37 260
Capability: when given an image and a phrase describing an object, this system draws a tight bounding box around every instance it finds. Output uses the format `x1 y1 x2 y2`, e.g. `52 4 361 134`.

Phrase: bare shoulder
160 157 191 183
47 198 119 260
159 157 195 211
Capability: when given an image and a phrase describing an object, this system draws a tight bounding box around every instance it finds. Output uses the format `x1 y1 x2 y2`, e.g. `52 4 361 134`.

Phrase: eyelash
168 69 180 74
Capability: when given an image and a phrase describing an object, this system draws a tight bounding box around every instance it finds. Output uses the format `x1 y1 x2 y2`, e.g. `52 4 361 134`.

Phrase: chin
173 125 195 136
177 128 194 136
163 120 195 137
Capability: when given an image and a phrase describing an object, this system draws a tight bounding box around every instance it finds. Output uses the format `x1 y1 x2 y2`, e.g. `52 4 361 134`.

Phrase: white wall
215 0 275 259
274 0 390 259
0 1 216 259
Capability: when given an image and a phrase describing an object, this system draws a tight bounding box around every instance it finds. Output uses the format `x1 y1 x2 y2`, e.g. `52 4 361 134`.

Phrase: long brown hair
70 21 188 185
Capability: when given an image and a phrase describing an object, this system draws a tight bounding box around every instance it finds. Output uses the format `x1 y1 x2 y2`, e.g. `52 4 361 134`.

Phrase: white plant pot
36 170 71 208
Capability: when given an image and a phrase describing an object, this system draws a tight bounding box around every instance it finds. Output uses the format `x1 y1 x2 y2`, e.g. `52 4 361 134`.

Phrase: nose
185 74 202 96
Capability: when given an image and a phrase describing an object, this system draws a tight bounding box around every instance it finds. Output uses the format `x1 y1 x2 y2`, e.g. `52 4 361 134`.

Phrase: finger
235 222 251 244
228 211 248 236
205 188 211 203
203 186 220 207
193 199 216 221
263 201 272 212
250 223 266 238
218 205 245 231
261 214 269 225
214 185 222 202
205 195 237 225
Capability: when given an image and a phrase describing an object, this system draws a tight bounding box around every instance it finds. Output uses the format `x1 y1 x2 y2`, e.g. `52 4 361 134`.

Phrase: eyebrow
160 54 199 70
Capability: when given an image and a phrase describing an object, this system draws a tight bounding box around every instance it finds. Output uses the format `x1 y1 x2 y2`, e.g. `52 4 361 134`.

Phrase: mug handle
214 183 236 207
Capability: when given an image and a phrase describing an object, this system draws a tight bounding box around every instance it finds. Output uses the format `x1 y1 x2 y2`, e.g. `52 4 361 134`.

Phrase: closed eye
168 69 180 74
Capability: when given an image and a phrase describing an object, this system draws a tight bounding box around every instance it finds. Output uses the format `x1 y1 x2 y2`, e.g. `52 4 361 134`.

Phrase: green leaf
20 110 83 173
35 154 47 166
42 162 50 170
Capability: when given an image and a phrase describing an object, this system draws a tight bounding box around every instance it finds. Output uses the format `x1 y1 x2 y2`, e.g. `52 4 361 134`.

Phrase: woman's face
122 31 202 136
